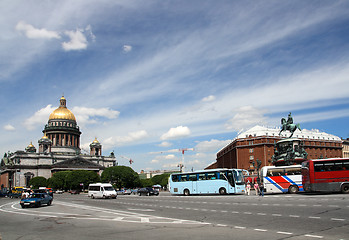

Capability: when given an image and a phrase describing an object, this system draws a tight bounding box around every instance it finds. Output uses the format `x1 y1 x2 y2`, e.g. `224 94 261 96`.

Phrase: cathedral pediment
52 157 103 169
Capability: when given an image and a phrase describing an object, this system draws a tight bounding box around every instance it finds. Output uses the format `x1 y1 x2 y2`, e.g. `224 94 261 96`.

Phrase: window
249 156 254 160
249 148 254 153
207 172 217 180
188 174 197 181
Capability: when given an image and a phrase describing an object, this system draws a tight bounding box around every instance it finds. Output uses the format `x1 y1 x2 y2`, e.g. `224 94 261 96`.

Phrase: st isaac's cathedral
0 96 116 189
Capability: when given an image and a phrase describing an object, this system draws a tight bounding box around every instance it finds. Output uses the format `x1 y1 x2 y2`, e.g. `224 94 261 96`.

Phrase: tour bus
88 183 117 199
169 168 246 195
261 165 303 194
302 158 349 194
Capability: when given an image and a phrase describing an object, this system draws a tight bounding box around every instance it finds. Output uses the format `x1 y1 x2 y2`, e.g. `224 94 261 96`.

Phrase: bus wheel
288 185 299 194
341 184 349 194
183 189 190 196
219 188 227 195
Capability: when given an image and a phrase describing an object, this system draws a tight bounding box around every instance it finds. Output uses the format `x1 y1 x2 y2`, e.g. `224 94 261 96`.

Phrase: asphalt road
0 192 348 240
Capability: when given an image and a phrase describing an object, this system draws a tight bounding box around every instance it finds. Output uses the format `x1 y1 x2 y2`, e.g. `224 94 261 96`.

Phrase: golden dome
92 138 99 143
28 142 34 148
49 96 76 121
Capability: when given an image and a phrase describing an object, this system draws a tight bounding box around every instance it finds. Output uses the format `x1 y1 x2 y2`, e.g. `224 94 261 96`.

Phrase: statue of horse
279 117 301 138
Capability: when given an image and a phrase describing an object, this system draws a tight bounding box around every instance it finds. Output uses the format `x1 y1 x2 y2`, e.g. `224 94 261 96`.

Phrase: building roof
237 125 341 141
49 96 76 121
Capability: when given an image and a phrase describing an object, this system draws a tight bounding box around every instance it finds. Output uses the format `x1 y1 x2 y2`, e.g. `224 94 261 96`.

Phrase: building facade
209 125 342 174
0 96 116 189
343 138 349 158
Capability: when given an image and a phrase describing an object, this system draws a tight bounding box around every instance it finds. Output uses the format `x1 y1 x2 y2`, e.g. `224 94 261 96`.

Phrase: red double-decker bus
301 158 349 194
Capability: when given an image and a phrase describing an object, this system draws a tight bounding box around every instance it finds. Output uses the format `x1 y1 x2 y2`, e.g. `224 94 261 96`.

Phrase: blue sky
1 1 349 172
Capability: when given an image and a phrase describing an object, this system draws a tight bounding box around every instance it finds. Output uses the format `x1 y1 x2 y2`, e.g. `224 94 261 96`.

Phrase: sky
1 1 349 173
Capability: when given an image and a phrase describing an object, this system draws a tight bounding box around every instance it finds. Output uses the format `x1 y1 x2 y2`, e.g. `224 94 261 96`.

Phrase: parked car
55 189 63 194
70 189 80 194
138 187 159 196
20 193 53 208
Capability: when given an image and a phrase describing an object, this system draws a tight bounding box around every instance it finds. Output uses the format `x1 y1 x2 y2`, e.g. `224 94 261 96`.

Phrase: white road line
309 216 321 219
329 205 339 207
304 234 323 238
141 218 150 222
234 226 246 229
272 214 282 216
232 211 239 214
289 215 300 218
277 231 293 235
254 229 267 232
331 218 345 221
257 213 266 215
243 212 252 214
313 205 322 207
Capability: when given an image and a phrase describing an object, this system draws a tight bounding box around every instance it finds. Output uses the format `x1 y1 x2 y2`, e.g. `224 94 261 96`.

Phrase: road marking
232 211 239 214
289 215 300 218
272 214 282 216
243 212 252 214
234 226 246 229
331 218 345 221
304 234 323 238
277 231 293 235
257 213 266 215
329 205 339 207
309 216 321 219
254 229 267 232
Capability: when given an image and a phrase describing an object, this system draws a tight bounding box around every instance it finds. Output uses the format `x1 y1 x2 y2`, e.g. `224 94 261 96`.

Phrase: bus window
172 175 179 182
207 172 217 180
233 170 244 185
180 175 188 182
198 173 206 180
267 169 274 176
188 174 197 181
286 168 301 175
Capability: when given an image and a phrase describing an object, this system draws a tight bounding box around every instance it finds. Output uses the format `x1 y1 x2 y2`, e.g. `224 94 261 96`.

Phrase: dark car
138 187 159 196
20 193 53 208
70 189 80 194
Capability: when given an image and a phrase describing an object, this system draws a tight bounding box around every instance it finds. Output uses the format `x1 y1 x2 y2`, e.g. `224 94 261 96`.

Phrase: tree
140 178 152 187
151 173 170 187
29 176 47 189
65 170 100 190
101 166 140 189
48 171 71 190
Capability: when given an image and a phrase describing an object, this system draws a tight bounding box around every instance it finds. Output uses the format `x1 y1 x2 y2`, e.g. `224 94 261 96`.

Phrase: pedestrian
254 182 259 195
259 183 264 197
246 181 251 195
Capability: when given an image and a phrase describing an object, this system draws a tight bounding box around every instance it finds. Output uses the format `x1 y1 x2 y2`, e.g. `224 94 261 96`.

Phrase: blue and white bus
169 168 246 195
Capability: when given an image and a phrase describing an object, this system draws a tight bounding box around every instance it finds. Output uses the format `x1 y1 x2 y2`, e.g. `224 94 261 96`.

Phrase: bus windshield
233 170 245 185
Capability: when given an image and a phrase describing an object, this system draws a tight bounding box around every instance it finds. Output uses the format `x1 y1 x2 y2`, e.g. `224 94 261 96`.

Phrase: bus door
188 173 198 194
222 171 235 193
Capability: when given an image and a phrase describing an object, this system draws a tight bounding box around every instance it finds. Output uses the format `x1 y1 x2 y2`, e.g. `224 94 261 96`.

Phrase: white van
88 183 117 199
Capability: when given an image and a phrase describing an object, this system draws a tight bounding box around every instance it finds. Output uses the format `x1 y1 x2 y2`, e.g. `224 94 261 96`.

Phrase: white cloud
4 124 15 131
160 126 191 140
202 95 216 102
103 130 148 147
24 105 55 130
123 45 132 53
195 139 232 153
62 29 88 51
72 106 120 125
225 106 268 132
15 21 61 39
165 154 175 160
157 141 172 147
151 159 159 163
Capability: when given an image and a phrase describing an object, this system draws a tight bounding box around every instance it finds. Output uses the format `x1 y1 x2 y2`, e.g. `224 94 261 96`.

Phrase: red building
208 126 342 174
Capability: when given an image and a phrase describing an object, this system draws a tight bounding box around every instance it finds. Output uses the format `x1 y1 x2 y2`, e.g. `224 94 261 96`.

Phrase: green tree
151 173 170 187
101 166 140 189
65 170 100 190
140 178 153 187
29 176 47 189
48 171 71 190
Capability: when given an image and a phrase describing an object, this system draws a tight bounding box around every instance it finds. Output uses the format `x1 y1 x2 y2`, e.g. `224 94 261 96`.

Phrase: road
0 192 348 240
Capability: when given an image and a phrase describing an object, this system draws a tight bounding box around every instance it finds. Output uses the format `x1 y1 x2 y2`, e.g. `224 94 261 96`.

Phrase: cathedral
0 96 116 189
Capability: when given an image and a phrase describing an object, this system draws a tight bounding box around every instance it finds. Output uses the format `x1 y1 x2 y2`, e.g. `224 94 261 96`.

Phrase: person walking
259 182 264 197
254 182 259 195
245 181 251 195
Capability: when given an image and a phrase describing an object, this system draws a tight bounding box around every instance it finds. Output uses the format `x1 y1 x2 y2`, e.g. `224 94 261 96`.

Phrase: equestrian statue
279 112 301 138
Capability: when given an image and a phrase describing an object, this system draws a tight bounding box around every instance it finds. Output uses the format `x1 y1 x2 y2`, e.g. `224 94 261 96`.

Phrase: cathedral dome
49 96 76 121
